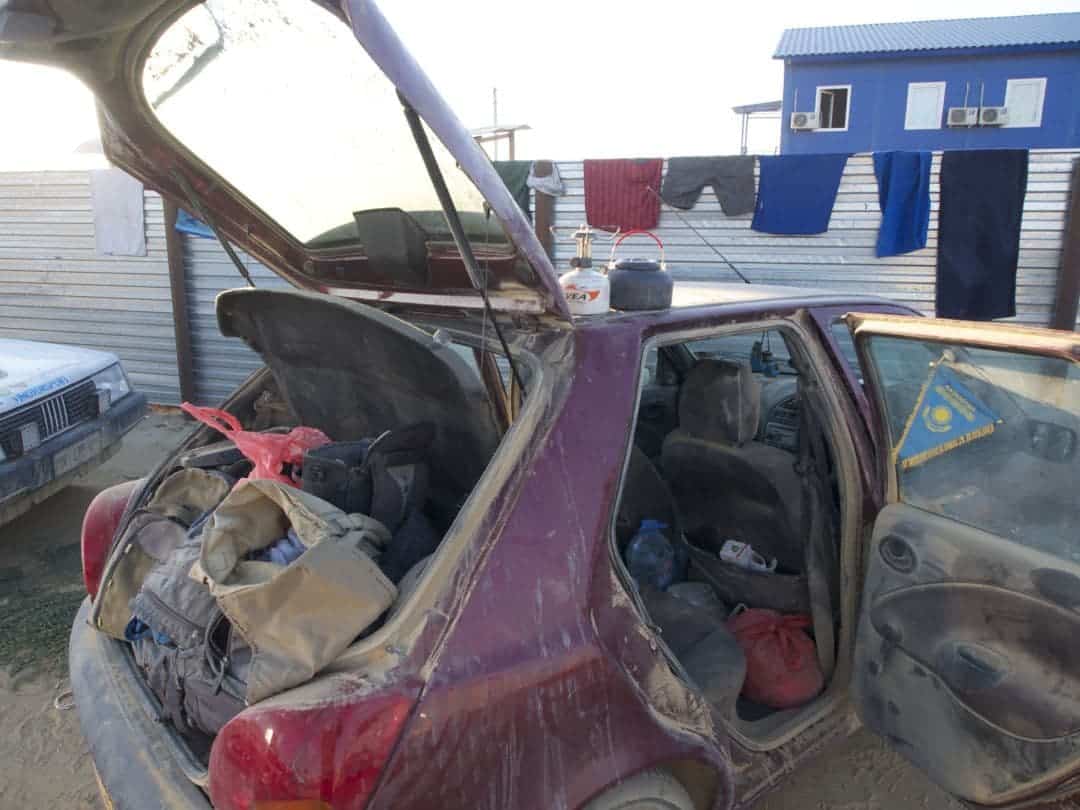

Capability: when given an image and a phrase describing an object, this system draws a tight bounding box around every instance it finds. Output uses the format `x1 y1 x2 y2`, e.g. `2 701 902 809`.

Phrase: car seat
661 359 803 572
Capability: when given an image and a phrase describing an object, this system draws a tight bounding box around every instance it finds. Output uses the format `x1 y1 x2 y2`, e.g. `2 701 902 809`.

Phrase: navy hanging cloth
873 151 932 257
751 154 849 235
936 149 1029 320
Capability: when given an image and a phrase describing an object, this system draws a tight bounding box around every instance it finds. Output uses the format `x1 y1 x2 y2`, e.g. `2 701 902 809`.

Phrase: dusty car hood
0 339 117 415
0 0 571 321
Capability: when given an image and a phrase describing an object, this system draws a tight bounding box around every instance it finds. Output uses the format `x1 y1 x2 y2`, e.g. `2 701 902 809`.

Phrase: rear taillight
209 690 413 810
80 479 142 598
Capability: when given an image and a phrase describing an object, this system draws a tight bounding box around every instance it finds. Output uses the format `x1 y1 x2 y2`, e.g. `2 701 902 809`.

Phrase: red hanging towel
583 158 663 232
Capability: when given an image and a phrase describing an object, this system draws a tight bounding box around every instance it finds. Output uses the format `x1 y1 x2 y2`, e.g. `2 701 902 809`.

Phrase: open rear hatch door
846 312 1080 807
0 0 571 321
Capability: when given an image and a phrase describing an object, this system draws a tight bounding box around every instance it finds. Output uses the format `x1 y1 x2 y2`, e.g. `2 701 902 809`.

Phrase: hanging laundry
661 156 756 216
175 208 215 239
937 149 1029 320
89 168 147 256
527 160 566 197
751 154 849 236
873 151 932 257
494 160 532 220
583 158 663 232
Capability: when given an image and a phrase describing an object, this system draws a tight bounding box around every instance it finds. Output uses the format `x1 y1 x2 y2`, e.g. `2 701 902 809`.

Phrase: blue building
776 13 1080 154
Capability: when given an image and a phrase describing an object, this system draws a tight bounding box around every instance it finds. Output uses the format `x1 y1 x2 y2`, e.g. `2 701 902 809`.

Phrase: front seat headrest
678 359 761 446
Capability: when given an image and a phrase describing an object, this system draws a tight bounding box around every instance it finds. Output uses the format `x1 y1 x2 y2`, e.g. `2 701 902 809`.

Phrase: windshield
142 0 508 253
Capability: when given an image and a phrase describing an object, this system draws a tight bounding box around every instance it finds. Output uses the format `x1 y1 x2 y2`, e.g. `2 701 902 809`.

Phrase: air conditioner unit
790 111 820 131
947 107 979 127
980 106 1009 126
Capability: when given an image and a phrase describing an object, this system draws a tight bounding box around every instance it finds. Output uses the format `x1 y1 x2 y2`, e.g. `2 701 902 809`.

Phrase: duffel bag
94 468 232 638
197 479 397 703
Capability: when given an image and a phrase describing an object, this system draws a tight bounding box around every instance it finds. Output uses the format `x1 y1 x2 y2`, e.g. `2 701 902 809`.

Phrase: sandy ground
0 411 962 809
0 410 189 810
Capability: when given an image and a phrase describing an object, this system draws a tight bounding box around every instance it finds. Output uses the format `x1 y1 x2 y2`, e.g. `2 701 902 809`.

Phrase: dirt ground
0 411 961 809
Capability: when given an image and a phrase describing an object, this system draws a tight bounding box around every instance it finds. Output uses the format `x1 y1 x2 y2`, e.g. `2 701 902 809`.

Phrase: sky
1 0 1078 169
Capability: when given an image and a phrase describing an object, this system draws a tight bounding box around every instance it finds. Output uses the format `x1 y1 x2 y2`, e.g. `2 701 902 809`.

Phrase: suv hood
0 0 571 322
0 338 116 415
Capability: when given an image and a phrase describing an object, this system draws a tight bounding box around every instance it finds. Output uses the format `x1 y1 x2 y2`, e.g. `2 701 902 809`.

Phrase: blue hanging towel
751 153 849 235
873 151 932 257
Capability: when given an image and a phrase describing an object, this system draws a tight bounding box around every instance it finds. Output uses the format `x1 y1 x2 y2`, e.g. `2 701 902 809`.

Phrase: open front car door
846 312 1080 806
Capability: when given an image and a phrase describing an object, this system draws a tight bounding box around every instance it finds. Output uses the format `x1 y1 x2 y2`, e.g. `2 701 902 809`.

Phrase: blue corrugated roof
775 12 1080 58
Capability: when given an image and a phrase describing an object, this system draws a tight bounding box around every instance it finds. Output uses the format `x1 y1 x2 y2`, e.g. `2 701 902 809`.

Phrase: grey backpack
128 478 396 736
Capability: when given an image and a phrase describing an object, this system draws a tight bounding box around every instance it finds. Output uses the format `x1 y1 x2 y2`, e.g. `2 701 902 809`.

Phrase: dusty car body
4 2 1079 809
0 338 145 524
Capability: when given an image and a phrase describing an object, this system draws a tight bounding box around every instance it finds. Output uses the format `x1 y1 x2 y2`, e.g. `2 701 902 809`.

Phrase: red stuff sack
180 403 331 486
727 609 823 709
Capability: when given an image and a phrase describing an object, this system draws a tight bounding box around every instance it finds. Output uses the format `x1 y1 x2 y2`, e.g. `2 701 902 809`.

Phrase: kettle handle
608 229 666 270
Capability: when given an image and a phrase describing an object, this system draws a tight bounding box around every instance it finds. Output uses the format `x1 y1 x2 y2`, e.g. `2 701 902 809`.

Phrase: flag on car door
894 363 1001 470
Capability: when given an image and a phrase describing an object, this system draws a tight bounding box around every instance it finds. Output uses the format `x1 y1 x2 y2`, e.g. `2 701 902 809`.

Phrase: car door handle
938 642 1008 691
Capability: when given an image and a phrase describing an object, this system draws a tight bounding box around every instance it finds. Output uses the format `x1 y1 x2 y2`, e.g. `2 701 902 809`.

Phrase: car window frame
608 312 867 752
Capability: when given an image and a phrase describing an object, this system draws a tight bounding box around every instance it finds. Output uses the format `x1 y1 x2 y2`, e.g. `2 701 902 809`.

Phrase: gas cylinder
558 224 610 316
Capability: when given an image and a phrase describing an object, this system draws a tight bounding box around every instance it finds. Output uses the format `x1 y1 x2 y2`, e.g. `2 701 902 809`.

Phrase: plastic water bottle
625 520 686 590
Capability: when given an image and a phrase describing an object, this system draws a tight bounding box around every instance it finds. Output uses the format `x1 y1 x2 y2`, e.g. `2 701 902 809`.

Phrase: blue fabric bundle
751 153 849 235
873 151 932 257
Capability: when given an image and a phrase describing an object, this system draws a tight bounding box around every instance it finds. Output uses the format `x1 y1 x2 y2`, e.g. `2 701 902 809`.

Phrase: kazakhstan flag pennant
894 363 1002 470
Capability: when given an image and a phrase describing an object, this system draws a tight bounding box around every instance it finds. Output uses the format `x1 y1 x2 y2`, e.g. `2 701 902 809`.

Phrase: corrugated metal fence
0 172 182 403
0 153 1075 406
182 234 290 405
550 150 1079 329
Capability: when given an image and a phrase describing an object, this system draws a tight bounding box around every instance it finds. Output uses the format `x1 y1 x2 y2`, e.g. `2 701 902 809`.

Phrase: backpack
302 422 440 583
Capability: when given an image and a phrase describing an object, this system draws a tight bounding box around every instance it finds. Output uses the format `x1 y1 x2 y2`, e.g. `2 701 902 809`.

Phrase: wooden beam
532 160 556 260
163 199 196 403
1051 158 1080 331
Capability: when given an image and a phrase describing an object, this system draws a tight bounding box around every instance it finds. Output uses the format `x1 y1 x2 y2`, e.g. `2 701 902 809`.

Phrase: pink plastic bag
181 403 331 486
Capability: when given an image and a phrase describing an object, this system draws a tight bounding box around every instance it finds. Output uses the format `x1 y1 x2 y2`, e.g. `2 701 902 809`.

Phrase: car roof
669 280 895 309
586 280 898 321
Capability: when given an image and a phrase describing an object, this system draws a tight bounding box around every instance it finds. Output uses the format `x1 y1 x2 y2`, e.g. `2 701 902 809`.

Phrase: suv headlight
92 364 131 412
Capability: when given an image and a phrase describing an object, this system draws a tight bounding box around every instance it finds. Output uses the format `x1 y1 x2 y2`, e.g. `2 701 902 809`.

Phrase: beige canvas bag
197 479 396 703
92 468 233 638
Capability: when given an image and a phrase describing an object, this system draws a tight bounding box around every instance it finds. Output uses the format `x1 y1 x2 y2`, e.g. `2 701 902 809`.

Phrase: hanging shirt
527 161 566 197
873 151 932 257
936 149 1029 320
493 160 532 220
583 158 664 232
751 154 849 236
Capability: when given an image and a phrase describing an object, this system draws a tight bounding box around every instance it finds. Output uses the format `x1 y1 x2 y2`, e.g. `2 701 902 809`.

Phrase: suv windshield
142 0 508 253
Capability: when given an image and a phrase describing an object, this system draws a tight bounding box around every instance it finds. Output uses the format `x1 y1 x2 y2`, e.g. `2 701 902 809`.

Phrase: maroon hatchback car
4 1 1078 808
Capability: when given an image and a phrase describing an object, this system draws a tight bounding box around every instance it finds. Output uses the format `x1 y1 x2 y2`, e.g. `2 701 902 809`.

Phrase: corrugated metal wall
182 234 290 405
1 153 1074 410
551 150 1078 329
0 171 182 403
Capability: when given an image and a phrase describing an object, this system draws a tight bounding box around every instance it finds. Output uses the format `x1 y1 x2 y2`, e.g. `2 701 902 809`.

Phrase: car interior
615 325 844 737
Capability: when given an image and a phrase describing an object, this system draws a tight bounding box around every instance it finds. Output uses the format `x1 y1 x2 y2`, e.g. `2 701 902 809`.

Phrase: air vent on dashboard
763 396 800 452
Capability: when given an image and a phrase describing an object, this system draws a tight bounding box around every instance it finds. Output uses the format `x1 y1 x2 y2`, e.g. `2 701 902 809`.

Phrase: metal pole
1051 158 1080 330
163 199 196 404
492 87 498 161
